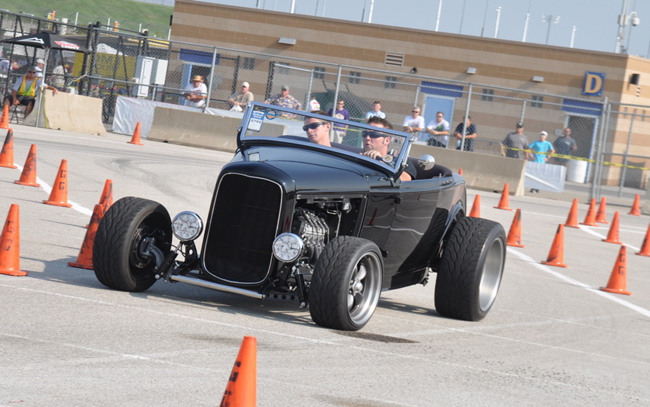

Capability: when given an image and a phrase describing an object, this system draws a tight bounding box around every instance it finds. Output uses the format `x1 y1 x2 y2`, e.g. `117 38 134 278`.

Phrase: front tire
310 236 383 331
93 197 172 292
435 217 506 321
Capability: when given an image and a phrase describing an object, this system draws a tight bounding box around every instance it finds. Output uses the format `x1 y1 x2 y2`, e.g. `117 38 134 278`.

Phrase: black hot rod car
93 102 506 331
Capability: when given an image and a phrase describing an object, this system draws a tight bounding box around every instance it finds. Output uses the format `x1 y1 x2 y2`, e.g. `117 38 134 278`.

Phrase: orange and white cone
128 122 143 145
43 159 73 208
602 211 622 244
600 246 632 295
629 194 641 216
0 204 27 276
564 198 580 229
220 336 257 407
506 209 524 248
0 104 10 130
14 144 40 187
469 195 481 218
581 198 597 226
595 197 608 224
542 224 568 268
494 183 513 211
68 204 103 269
0 128 17 169
636 224 650 257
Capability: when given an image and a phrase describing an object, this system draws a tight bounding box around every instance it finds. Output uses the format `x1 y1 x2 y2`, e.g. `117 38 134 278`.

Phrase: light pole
542 14 560 45
435 0 443 32
481 0 489 37
522 0 532 42
570 26 577 48
494 7 501 38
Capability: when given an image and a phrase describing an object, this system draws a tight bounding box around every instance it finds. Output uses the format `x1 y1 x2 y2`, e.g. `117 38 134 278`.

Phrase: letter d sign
583 72 605 96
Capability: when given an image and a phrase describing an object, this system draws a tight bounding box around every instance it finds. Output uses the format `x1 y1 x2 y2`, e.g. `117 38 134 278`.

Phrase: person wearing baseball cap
529 130 555 164
502 122 530 159
227 81 254 111
182 74 208 108
3 66 59 117
264 84 301 117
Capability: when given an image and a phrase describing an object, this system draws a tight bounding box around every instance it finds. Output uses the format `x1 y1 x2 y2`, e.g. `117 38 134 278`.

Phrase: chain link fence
1 10 648 204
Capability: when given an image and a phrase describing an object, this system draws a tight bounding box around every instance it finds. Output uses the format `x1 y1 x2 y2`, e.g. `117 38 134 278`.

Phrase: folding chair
10 104 26 124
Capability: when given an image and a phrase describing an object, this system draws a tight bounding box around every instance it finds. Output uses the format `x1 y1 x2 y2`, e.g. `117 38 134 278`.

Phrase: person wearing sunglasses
363 117 415 181
303 110 332 147
3 66 59 117
425 111 450 148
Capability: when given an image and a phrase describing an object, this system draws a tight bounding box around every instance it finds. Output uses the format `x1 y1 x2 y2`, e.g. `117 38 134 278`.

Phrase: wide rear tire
310 236 383 331
434 217 506 321
93 197 172 292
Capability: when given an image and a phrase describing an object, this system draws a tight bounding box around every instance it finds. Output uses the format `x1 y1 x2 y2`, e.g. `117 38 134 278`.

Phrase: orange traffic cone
43 159 73 208
542 224 568 268
600 246 631 295
636 224 650 257
68 204 103 269
629 194 641 216
220 336 257 407
128 122 143 145
506 208 524 247
0 128 17 168
581 198 597 226
14 144 40 187
0 104 10 130
458 168 464 176
494 183 513 211
595 197 608 224
564 198 580 228
98 179 113 208
469 195 481 218
0 204 27 276
602 211 622 244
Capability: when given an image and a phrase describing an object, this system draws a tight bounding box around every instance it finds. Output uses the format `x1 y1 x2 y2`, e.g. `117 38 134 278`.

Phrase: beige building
171 0 650 186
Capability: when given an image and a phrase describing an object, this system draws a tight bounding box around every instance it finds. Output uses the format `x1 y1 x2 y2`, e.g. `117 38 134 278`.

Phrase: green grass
0 0 173 38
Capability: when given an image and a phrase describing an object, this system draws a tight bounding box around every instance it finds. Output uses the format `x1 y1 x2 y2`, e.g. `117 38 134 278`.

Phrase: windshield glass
240 102 411 172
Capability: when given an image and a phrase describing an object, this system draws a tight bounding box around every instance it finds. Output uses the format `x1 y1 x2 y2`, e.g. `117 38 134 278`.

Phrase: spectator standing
327 99 350 143
183 75 207 108
502 122 530 159
365 101 386 120
51 64 66 90
227 81 254 111
453 116 477 151
264 84 302 110
553 127 577 165
529 131 555 163
402 106 426 143
425 111 450 148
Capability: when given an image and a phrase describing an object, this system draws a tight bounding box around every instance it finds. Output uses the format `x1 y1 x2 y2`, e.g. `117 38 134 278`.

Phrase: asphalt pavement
1 124 649 406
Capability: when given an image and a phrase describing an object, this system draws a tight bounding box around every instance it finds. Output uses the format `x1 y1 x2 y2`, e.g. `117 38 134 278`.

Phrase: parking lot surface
1 124 649 406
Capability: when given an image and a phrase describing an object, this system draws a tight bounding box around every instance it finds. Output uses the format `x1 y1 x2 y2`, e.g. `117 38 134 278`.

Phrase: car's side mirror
417 154 436 171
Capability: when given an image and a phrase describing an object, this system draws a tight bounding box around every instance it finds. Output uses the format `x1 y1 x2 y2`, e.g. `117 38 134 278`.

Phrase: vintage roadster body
93 102 506 331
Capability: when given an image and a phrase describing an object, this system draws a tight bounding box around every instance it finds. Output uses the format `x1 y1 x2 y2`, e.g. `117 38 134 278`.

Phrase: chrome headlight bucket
272 233 305 263
172 211 203 241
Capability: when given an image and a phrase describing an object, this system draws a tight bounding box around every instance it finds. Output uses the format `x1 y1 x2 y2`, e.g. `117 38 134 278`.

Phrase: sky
169 0 650 57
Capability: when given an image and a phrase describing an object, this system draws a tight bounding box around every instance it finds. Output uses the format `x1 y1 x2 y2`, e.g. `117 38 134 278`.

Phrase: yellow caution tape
502 147 650 171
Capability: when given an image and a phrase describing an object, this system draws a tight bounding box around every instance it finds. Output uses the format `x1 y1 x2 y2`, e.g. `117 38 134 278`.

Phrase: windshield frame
237 102 413 179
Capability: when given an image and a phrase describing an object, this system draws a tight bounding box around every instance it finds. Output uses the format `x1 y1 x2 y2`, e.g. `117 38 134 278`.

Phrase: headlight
272 233 304 263
172 211 203 241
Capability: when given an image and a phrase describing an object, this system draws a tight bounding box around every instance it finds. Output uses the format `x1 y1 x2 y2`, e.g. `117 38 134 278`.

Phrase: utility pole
542 14 560 45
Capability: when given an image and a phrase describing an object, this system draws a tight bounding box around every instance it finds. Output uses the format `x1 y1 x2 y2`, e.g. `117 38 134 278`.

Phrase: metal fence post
331 65 342 116
460 83 473 150
618 111 636 197
204 46 218 112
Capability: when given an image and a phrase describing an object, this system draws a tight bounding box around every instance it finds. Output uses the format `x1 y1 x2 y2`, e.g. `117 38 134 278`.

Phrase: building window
314 66 326 79
532 95 544 108
481 88 494 101
243 57 255 70
384 76 397 89
349 71 361 84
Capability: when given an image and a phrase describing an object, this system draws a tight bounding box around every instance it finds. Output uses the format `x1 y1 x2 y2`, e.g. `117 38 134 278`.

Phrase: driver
303 110 332 147
363 116 415 181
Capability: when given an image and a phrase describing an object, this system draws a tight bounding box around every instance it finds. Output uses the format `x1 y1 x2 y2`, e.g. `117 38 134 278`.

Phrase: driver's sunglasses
362 130 385 139
302 121 327 131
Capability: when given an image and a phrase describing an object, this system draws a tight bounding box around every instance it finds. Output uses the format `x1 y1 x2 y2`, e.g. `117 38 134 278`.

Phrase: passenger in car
303 110 332 147
363 117 415 181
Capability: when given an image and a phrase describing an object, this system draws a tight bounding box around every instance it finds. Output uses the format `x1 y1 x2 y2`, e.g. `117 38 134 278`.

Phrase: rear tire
434 217 506 321
310 236 383 331
93 197 172 292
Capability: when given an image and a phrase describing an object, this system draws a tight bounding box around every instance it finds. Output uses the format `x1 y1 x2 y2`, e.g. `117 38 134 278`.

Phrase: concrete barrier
410 144 527 196
148 107 286 151
23 90 106 135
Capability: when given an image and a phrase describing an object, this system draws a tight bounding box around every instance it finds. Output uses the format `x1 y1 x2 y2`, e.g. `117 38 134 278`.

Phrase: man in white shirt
402 106 425 143
183 75 208 108
426 111 450 148
365 101 386 120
